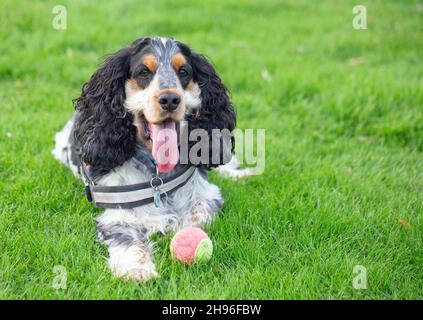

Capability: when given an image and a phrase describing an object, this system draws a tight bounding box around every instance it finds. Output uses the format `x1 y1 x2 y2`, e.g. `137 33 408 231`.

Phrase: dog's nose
158 93 181 111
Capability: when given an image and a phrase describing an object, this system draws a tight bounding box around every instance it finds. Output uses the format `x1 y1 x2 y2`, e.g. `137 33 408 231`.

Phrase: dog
53 37 249 282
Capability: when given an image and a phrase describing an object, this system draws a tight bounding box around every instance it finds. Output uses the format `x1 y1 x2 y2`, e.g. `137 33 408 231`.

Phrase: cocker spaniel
53 37 247 281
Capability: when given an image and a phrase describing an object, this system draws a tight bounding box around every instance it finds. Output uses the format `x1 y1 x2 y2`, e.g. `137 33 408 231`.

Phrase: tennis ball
170 227 213 264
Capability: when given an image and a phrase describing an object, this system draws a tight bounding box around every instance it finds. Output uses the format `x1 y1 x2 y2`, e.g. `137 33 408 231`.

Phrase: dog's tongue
150 121 179 173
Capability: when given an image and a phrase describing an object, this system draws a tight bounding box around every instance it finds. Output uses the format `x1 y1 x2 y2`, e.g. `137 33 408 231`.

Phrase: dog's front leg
182 174 224 228
107 241 157 282
96 209 158 282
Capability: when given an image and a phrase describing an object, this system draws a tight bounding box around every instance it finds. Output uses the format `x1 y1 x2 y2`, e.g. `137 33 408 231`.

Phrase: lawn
0 0 422 299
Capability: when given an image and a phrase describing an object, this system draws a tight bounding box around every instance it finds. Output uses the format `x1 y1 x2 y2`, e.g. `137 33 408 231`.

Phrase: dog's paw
215 156 253 180
216 167 253 180
122 261 158 283
184 201 217 228
108 243 158 282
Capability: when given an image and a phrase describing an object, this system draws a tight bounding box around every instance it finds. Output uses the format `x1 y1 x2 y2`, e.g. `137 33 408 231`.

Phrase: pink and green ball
170 227 213 264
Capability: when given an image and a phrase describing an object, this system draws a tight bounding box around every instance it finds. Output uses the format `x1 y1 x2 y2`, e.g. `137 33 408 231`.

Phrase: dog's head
74 37 235 172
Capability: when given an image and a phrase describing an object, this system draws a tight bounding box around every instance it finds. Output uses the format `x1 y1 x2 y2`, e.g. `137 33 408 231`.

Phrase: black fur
183 48 236 169
73 37 235 173
73 39 149 171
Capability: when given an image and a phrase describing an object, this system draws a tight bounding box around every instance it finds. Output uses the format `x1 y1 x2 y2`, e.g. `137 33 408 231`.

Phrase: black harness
74 145 195 209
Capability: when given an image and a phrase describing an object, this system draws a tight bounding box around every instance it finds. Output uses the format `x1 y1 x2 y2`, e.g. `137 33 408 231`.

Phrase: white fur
184 82 201 110
96 161 221 237
53 117 223 282
159 37 167 46
124 80 154 114
51 117 80 178
97 162 221 281
216 155 253 179
108 243 158 282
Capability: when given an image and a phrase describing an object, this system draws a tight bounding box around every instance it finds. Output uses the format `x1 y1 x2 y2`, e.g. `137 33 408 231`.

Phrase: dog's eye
178 67 189 77
139 67 151 77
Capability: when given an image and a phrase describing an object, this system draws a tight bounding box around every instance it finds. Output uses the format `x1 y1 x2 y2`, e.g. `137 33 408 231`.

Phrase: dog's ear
186 52 236 169
73 39 148 170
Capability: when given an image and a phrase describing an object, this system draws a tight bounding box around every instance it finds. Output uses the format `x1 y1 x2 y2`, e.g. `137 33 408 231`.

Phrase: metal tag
154 187 161 208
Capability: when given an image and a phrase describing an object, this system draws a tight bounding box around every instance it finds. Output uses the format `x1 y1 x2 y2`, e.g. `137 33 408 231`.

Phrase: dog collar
82 164 196 209
83 164 195 209
81 144 194 209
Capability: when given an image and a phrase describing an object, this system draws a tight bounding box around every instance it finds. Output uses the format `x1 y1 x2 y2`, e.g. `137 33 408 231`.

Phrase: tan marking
142 54 157 73
186 80 195 90
127 78 141 93
171 53 187 70
186 80 201 96
153 88 180 98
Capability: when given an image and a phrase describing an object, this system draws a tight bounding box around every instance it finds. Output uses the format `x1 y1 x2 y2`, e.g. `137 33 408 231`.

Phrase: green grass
0 0 422 299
